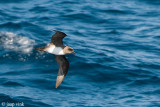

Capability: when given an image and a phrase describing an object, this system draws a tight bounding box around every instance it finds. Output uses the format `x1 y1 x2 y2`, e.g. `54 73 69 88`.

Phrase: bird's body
45 44 64 55
36 30 75 88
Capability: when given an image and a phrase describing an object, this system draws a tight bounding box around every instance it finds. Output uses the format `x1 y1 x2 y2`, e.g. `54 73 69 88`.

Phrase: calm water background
0 0 160 106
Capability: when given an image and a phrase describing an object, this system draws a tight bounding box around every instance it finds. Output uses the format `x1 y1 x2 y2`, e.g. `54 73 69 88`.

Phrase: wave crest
0 32 35 53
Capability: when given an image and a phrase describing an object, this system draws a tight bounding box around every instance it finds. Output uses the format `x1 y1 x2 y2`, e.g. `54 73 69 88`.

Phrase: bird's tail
35 47 45 51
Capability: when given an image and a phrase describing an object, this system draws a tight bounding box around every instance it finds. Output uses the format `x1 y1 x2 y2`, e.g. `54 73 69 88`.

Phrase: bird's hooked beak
72 51 76 55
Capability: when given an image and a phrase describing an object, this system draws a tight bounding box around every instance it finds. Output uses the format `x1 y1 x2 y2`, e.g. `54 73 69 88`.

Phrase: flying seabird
36 30 75 88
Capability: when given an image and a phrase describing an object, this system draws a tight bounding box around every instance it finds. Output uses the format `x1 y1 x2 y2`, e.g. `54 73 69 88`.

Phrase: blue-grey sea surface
0 0 160 106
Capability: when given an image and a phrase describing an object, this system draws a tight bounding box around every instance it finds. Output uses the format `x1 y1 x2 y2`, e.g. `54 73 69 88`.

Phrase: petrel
36 30 75 88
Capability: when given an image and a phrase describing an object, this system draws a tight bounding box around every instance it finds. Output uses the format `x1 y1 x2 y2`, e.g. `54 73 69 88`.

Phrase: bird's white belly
47 46 64 55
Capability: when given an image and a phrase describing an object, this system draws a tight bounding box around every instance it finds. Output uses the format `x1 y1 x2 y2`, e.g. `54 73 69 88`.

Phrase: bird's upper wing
54 55 69 88
51 30 67 47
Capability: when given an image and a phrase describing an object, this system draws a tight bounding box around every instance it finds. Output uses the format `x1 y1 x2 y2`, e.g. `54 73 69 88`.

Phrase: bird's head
64 46 75 55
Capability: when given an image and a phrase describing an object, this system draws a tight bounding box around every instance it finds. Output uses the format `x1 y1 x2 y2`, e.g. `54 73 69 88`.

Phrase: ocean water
0 0 160 106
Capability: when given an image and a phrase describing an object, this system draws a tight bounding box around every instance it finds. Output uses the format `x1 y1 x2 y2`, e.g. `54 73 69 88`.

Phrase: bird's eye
68 48 73 51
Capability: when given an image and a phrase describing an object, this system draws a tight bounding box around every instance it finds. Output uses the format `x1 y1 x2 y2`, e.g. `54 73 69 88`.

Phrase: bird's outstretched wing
51 30 67 47
54 55 69 88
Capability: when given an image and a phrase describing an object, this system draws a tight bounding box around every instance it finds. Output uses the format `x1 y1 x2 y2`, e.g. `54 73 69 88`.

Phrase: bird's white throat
47 45 64 55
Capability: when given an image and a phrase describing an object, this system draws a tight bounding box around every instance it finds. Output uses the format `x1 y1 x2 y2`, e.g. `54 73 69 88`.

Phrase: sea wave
0 32 35 53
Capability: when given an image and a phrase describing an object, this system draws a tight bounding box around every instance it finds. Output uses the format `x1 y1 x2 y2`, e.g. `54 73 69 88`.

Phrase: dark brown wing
51 30 67 47
54 55 69 88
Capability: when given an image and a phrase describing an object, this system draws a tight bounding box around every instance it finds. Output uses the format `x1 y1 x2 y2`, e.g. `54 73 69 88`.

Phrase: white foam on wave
0 32 35 53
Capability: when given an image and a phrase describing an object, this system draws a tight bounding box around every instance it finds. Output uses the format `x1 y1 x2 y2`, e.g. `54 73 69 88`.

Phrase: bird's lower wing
54 55 69 88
